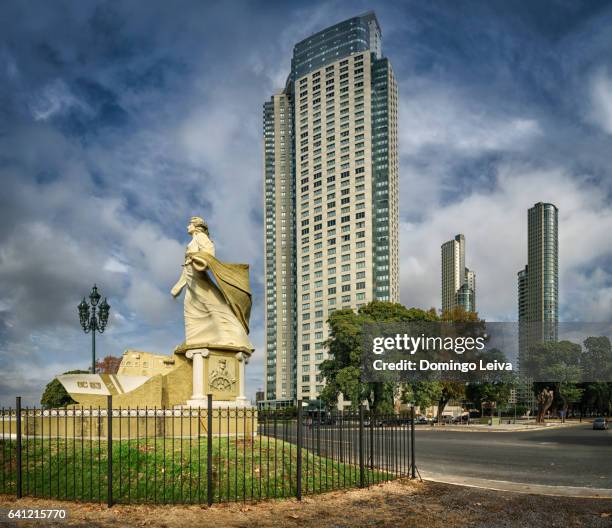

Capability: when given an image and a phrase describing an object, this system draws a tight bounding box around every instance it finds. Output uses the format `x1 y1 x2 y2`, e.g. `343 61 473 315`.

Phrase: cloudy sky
1 0 611 406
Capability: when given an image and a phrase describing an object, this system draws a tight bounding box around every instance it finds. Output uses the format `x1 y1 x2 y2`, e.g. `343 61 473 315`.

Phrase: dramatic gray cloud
1 0 611 406
588 68 612 135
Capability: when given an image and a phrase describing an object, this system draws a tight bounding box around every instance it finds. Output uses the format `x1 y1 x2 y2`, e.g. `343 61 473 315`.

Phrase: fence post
369 407 374 470
16 397 22 499
207 393 213 506
358 404 365 488
316 409 321 457
410 406 416 478
107 395 113 507
296 400 302 500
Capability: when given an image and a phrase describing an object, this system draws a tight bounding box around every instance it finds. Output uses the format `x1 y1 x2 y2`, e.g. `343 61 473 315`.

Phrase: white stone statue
171 216 254 352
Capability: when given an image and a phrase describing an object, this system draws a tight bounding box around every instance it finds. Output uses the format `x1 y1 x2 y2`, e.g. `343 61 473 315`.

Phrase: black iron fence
1 396 415 506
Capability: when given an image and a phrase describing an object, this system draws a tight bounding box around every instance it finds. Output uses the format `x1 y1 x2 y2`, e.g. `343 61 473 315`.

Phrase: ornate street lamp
78 284 110 373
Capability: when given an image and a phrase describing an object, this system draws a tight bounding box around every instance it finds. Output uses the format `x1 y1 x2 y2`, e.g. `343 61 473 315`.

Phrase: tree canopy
320 301 436 412
321 302 493 415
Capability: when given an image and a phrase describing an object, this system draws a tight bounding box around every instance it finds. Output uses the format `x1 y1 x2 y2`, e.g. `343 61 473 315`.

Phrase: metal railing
1 396 416 506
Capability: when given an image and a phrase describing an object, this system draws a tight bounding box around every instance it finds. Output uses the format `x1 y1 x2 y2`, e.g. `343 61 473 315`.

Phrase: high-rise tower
526 202 559 336
441 234 476 313
263 91 296 403
517 202 559 345
263 12 399 403
517 203 558 406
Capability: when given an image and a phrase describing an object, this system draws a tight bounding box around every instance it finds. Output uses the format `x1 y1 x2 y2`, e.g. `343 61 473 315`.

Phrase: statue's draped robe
182 233 254 351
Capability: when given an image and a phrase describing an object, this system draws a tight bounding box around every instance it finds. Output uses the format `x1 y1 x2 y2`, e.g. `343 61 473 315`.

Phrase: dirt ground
1 480 611 528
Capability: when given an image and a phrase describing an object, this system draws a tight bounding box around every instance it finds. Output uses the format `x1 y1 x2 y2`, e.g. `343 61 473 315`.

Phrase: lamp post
78 285 110 373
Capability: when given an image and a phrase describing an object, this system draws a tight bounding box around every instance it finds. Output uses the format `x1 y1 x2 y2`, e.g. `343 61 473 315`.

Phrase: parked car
378 417 411 427
593 417 608 430
433 415 454 424
415 416 430 425
452 414 469 424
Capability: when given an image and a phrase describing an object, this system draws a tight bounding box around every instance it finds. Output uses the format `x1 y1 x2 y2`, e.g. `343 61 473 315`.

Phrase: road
260 422 612 490
414 424 612 489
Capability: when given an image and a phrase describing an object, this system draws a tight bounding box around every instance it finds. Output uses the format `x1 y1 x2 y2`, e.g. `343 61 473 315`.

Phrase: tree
433 306 486 417
40 370 88 409
581 382 612 416
582 336 612 382
320 301 436 412
524 340 583 422
465 348 515 418
96 355 122 374
402 381 442 412
536 388 554 423
439 306 482 323
557 383 583 420
544 362 583 420
321 301 503 420
466 381 512 418
436 382 465 418
403 381 467 420
577 337 612 417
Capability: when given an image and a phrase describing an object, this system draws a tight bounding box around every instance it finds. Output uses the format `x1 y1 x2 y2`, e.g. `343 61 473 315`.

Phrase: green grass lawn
0 436 392 503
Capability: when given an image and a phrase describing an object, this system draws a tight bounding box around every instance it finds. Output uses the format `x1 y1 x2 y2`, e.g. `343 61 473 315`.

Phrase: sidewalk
417 420 585 432
421 472 612 499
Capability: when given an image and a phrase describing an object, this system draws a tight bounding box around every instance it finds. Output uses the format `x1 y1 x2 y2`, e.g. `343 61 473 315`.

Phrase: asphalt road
260 422 612 489
414 425 612 489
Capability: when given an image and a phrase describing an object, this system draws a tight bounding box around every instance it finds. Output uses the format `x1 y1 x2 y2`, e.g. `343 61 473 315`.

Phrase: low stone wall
0 408 258 439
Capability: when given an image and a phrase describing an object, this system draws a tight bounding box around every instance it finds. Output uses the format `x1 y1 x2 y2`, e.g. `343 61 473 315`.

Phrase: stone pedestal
176 343 252 408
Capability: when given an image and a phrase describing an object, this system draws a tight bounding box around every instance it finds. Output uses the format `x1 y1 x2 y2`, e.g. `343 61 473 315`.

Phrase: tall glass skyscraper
527 202 559 332
441 234 476 313
263 12 399 404
518 202 559 355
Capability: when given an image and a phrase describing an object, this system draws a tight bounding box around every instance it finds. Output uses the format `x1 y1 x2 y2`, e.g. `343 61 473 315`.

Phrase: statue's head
188 216 209 236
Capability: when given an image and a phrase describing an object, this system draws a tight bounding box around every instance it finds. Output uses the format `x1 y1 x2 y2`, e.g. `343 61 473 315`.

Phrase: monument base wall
57 352 194 409
5 408 257 439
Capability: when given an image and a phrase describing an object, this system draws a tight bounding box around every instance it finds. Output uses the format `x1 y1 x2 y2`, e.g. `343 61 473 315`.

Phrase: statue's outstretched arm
171 267 187 298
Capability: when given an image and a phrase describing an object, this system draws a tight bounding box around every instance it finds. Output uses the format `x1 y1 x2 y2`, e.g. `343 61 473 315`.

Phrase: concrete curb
421 472 612 499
